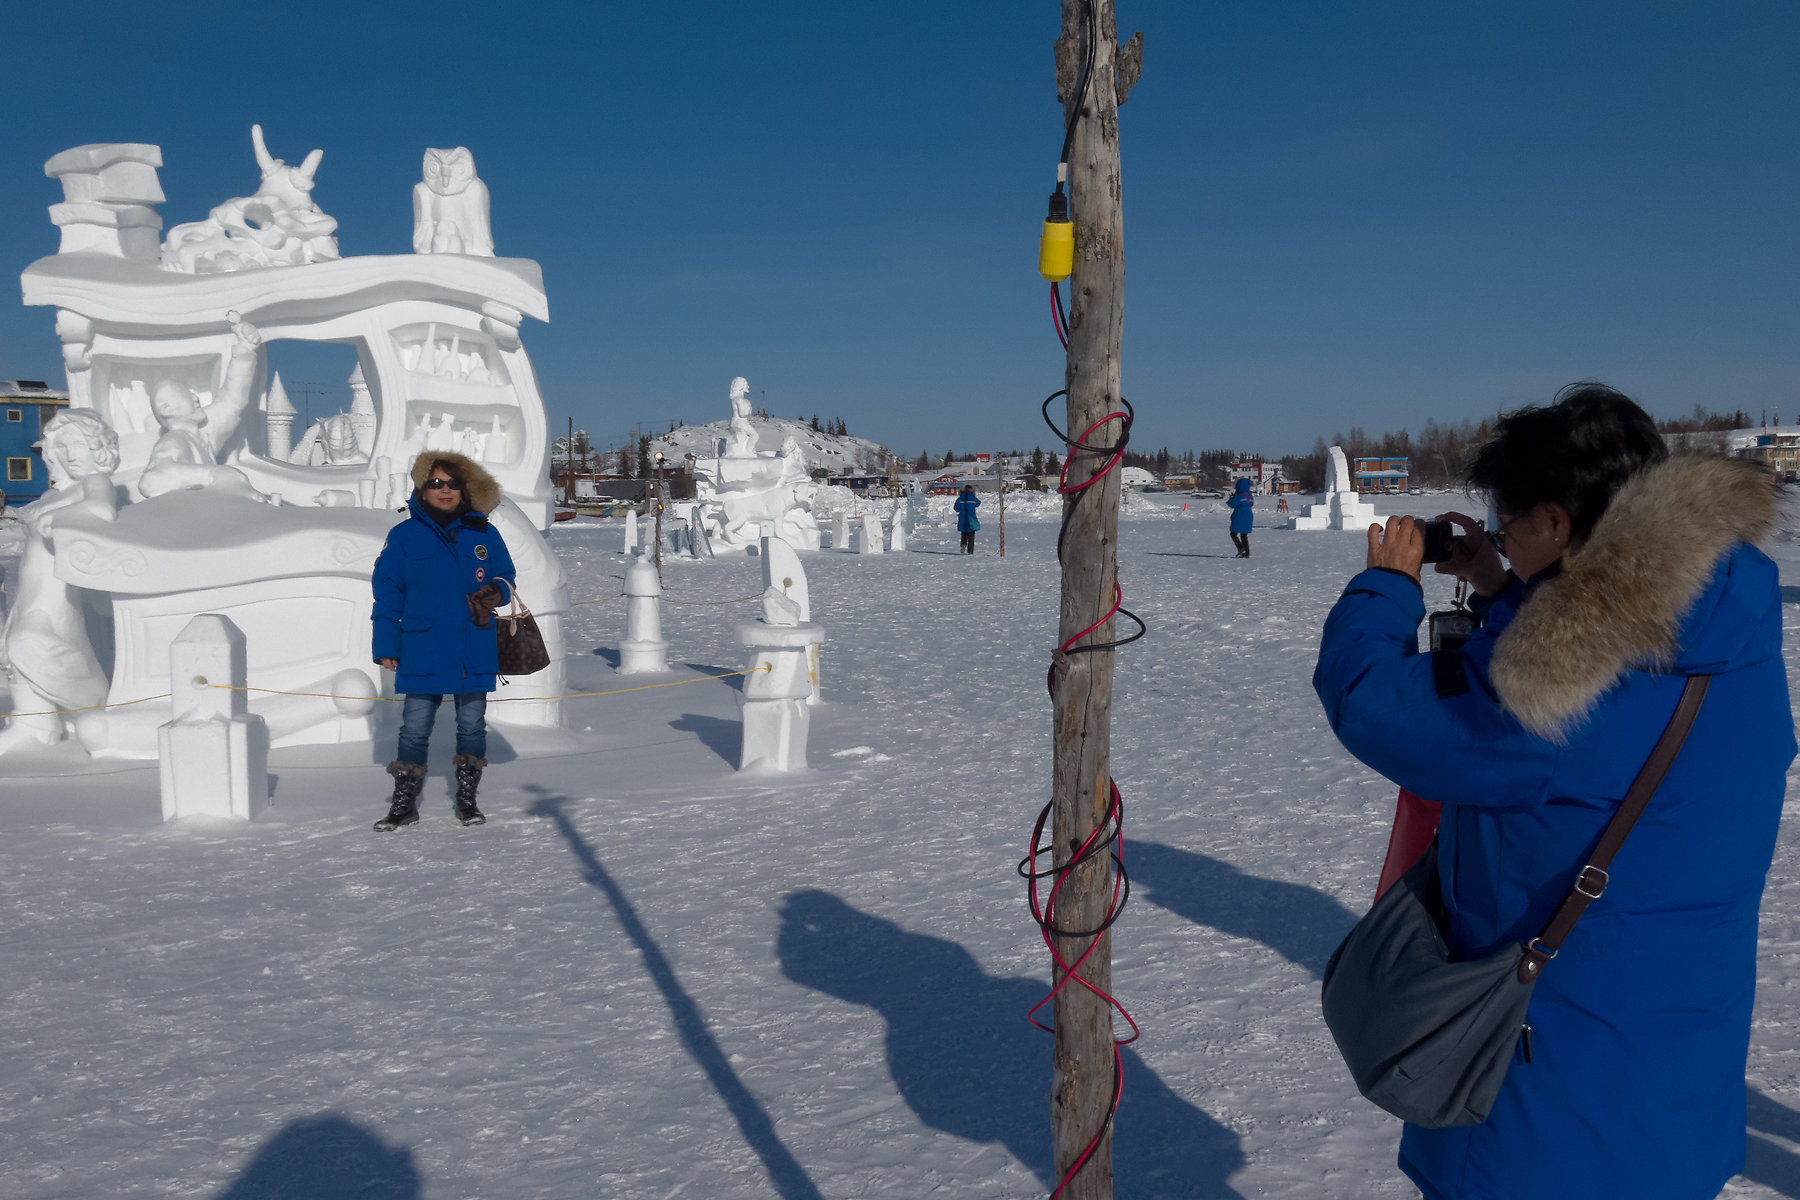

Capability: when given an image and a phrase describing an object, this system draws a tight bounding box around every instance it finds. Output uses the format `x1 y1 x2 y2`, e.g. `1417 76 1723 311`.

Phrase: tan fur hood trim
1490 455 1780 742
409 451 502 514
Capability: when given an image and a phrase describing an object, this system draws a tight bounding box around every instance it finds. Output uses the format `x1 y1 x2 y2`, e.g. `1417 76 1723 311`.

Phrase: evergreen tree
1045 450 1061 474
811 415 822 432
1030 446 1045 475
637 435 652 479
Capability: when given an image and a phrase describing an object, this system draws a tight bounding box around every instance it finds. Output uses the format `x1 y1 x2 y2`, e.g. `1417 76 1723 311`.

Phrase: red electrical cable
1021 781 1139 1199
1056 410 1129 496
1059 582 1123 654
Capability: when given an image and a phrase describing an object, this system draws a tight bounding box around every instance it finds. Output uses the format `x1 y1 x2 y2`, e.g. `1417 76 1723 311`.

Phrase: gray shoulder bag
1320 674 1709 1128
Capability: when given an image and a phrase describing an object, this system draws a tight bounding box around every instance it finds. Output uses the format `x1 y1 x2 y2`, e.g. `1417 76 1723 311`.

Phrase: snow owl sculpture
412 147 493 256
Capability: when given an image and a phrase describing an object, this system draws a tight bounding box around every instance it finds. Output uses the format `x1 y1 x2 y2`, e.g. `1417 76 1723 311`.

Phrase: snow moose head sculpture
690 377 821 550
162 125 340 273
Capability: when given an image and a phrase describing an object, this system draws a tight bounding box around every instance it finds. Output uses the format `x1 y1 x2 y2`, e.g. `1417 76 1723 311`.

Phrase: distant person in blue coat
370 452 517 831
1227 477 1254 557
1314 384 1793 1200
955 484 981 554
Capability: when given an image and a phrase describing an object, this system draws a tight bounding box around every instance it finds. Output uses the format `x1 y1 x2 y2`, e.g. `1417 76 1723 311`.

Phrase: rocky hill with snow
648 417 892 475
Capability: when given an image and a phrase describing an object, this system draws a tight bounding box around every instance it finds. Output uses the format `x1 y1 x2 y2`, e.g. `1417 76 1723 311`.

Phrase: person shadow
777 890 1246 1197
211 1113 419 1199
1128 841 1361 979
1744 1086 1800 1197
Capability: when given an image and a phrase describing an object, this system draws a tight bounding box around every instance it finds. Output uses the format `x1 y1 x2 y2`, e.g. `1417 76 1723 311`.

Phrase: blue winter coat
1313 458 1792 1200
372 494 517 695
955 491 981 532
1228 483 1254 533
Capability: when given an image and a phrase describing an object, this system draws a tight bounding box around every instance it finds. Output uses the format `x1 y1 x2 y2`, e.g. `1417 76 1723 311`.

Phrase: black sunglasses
423 478 463 491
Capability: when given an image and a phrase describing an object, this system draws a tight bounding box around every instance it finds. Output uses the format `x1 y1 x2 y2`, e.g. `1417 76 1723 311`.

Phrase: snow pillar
858 513 883 554
889 508 907 551
623 508 639 554
760 533 819 705
158 614 269 821
832 511 850 551
617 554 669 674
735 594 824 772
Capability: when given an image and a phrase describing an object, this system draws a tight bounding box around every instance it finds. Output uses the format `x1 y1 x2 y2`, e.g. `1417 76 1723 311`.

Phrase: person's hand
377 658 398 672
1432 510 1510 596
1366 515 1424 582
226 309 262 354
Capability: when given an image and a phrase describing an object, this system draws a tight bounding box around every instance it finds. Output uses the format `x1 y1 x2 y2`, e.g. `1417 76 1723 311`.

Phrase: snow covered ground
5 494 1800 1199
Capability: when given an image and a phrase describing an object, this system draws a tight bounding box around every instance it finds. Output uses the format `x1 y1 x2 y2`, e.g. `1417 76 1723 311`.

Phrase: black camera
1417 519 1455 565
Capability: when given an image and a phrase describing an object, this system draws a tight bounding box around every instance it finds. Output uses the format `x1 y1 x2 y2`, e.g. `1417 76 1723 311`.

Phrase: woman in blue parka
1315 385 1792 1200
955 484 981 554
1227 477 1254 557
370 452 516 831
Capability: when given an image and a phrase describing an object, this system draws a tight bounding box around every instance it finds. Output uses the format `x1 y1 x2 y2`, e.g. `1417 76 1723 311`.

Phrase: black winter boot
374 760 426 831
452 755 487 826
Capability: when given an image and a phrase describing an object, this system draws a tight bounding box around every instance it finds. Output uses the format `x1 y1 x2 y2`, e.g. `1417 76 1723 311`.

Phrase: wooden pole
1049 2 1136 1196
998 456 1007 556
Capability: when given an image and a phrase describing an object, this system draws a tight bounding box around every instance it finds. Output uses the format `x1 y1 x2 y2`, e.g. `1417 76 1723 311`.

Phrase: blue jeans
397 693 487 765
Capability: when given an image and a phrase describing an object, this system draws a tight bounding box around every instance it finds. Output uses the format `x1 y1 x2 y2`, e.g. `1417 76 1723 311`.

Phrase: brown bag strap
1517 674 1710 983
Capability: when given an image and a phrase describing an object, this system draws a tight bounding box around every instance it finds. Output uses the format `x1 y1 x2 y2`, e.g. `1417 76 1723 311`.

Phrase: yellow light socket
1038 219 1074 282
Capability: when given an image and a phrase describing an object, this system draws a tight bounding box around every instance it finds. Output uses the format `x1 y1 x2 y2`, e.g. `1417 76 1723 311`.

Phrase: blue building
1 381 71 503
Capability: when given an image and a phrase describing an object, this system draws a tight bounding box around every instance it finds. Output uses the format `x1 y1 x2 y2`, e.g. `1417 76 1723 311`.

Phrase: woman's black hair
422 458 473 514
1465 383 1667 538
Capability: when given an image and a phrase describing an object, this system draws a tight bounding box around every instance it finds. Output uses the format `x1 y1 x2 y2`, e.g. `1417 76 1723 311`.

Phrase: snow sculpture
262 373 297 462
44 143 165 261
889 506 907 551
832 511 851 551
861 513 884 554
736 548 824 772
15 135 568 760
0 410 119 754
138 313 266 499
617 554 669 674
158 614 268 821
691 377 822 550
413 147 493 257
623 508 638 554
760 531 819 705
1289 445 1377 531
291 411 372 467
162 126 339 274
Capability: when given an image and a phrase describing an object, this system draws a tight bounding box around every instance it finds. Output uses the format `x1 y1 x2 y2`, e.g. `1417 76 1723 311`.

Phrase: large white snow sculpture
0 410 120 754
737 542 823 772
691 378 822 550
158 614 268 821
12 135 568 759
413 147 494 257
44 143 165 262
1289 445 1377 531
162 126 339 274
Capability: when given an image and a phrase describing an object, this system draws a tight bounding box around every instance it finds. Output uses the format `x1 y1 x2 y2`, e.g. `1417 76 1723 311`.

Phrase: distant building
1226 461 1289 494
0 380 71 503
1352 456 1410 493
1120 466 1157 490
828 473 887 493
1739 433 1800 481
926 475 962 496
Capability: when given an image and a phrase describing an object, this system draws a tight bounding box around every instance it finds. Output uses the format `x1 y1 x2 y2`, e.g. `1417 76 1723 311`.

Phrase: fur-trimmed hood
1490 455 1782 741
409 451 501 514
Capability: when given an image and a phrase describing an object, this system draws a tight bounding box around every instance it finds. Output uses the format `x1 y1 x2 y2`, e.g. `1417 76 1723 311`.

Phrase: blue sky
1 2 1796 459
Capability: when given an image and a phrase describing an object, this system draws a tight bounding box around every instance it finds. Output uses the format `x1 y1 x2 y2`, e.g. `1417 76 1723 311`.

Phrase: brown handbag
494 580 551 677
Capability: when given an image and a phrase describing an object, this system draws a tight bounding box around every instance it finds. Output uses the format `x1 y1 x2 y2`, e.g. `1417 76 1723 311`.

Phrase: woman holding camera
1315 384 1792 1200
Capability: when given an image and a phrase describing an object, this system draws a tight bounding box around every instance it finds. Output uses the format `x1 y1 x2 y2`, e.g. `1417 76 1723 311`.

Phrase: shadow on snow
212 1113 418 1199
777 889 1246 1197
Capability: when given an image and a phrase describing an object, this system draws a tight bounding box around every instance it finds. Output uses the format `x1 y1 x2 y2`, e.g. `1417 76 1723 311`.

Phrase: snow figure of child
0 409 120 753
725 376 757 458
137 312 267 499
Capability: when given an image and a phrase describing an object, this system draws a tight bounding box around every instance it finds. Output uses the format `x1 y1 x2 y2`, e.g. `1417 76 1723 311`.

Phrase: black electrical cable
1055 0 1099 190
1039 390 1147 654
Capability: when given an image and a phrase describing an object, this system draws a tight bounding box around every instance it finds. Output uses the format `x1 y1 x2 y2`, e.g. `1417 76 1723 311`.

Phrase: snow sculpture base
617 556 669 675
158 614 268 821
832 512 851 551
735 620 824 772
1287 445 1378 530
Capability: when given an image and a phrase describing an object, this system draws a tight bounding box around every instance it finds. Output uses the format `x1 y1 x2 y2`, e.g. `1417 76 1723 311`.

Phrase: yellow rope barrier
0 692 171 719
209 666 769 705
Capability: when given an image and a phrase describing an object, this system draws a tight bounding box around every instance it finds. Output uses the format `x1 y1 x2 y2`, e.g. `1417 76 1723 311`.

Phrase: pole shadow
212 1113 419 1199
1129 842 1360 979
1745 1086 1800 1197
526 789 823 1200
777 889 1246 1197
